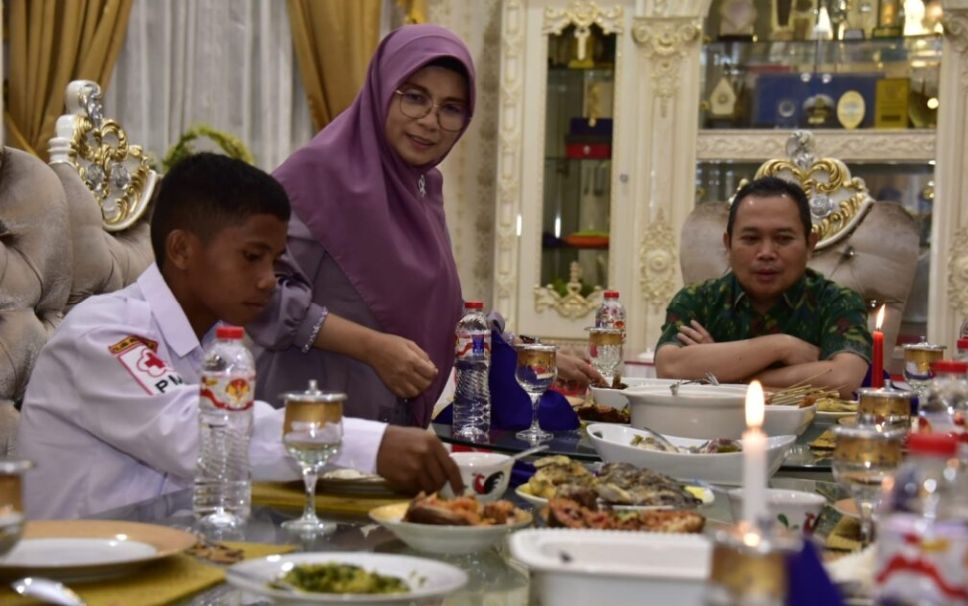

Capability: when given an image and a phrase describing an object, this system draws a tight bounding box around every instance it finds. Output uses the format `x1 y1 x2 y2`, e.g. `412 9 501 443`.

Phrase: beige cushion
679 200 919 352
0 148 72 403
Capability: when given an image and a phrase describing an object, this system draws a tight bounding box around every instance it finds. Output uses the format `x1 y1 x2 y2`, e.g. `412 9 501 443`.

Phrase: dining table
0 467 852 606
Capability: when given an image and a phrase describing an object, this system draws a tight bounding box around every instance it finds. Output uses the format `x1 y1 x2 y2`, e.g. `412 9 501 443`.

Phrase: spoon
670 371 720 396
11 577 86 606
510 444 549 461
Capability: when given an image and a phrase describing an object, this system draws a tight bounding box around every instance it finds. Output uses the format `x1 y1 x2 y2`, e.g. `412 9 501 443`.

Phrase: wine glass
903 342 945 398
831 424 906 547
281 381 344 533
514 343 557 444
586 327 623 387
0 459 32 557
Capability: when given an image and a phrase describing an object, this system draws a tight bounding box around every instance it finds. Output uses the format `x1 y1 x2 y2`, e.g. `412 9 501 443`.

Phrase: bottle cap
463 301 485 310
930 359 968 374
604 290 620 299
216 325 245 340
958 338 968 349
907 432 958 457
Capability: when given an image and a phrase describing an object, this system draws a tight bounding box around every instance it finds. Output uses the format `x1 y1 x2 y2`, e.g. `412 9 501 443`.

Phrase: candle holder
856 387 916 428
705 520 801 606
903 341 946 398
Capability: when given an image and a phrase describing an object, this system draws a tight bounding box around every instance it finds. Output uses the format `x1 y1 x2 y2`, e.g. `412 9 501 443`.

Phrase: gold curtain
287 0 381 132
5 0 133 158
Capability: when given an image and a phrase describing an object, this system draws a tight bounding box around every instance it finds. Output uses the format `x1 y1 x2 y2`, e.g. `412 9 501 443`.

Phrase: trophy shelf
696 128 936 162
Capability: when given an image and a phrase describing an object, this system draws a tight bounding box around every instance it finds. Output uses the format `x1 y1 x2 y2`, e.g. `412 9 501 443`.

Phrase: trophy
771 0 795 40
873 0 904 38
719 0 758 41
844 0 878 39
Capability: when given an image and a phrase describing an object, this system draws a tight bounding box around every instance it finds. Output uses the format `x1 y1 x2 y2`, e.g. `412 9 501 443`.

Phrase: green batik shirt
656 268 872 362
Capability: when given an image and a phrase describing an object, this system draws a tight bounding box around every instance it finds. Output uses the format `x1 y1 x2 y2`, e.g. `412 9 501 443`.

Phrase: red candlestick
872 330 884 388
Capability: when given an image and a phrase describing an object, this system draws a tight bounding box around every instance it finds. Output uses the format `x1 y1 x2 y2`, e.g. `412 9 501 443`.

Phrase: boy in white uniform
17 153 462 519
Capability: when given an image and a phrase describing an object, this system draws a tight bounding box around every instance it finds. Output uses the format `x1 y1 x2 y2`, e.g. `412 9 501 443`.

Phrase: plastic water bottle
875 433 968 605
452 301 490 442
595 290 626 335
193 325 254 529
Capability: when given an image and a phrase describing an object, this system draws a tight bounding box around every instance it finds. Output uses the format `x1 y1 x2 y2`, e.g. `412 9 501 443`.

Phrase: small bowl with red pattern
439 452 513 502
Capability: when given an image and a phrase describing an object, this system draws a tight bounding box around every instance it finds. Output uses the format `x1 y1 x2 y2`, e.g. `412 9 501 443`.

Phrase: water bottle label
456 332 490 360
876 515 968 602
200 374 255 411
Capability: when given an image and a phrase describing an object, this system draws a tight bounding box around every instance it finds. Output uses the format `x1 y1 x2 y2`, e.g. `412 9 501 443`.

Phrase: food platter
514 483 714 510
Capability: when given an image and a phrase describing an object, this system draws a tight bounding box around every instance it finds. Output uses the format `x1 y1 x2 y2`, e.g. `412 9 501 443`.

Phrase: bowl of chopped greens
225 552 467 604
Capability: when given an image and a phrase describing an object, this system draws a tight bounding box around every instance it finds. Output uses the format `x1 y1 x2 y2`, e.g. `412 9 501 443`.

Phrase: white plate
586 423 796 486
514 484 714 510
317 468 395 496
763 404 817 436
589 378 679 409
0 520 196 582
369 502 531 555
226 552 467 605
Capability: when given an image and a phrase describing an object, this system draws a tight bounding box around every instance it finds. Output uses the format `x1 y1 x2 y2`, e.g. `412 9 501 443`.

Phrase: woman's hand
366 333 439 398
556 351 604 387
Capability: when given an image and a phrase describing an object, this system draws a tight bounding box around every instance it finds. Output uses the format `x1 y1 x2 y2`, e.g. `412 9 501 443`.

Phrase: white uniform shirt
17 264 387 519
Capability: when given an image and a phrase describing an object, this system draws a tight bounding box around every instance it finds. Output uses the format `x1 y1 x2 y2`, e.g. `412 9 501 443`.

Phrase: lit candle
872 305 886 389
743 381 768 525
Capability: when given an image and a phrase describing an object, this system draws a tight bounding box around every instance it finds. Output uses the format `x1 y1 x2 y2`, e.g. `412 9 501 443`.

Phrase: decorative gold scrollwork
534 261 602 319
737 131 873 251
49 81 156 233
543 1 624 36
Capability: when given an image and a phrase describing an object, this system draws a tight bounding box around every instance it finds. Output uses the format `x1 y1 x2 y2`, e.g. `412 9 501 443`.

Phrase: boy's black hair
150 153 290 270
726 176 812 241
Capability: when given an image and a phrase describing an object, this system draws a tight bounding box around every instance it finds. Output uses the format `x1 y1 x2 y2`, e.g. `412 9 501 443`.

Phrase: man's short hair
726 176 812 241
150 153 290 270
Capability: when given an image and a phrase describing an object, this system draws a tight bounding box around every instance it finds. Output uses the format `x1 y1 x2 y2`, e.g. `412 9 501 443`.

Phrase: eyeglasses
393 89 468 132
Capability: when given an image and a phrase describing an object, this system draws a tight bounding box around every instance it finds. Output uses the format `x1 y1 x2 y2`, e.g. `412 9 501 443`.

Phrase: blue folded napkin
437 322 579 432
785 539 845 606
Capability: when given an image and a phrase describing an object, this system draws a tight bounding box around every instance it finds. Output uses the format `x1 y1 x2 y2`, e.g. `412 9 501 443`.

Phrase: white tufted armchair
679 131 920 361
0 81 156 455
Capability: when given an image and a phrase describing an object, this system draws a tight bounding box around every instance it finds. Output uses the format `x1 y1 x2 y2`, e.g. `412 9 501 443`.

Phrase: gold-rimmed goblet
586 327 623 387
514 343 558 444
0 459 32 556
280 381 344 533
831 424 906 547
856 387 916 428
903 342 945 397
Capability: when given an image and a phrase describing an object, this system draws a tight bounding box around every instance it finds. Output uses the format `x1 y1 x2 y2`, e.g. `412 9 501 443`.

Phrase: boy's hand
376 427 463 495
367 334 438 398
677 320 715 346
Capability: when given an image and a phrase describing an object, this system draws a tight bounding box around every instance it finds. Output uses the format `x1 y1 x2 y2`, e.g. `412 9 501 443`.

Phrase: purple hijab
273 25 475 427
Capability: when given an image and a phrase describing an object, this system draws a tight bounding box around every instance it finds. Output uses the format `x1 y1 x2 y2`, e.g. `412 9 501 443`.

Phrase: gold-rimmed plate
0 520 196 582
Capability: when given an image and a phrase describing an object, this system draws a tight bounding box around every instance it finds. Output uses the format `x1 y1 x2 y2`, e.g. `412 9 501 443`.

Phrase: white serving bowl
438 452 512 502
509 529 711 606
369 502 531 555
589 378 679 410
586 423 796 486
625 384 749 439
727 488 826 532
763 404 818 437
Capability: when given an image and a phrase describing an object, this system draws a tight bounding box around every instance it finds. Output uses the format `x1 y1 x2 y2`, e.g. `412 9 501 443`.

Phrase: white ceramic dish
586 423 796 486
226 551 467 605
0 520 195 582
509 529 711 606
763 403 818 436
727 487 826 532
514 484 715 510
368 502 531 555
589 378 679 410
438 452 512 502
625 384 749 440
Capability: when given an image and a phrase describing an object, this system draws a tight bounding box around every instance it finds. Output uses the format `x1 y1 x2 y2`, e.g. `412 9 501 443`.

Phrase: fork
670 371 720 396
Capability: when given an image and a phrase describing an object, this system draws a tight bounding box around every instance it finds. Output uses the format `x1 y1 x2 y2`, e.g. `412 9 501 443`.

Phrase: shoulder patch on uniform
112 340 185 395
108 334 159 355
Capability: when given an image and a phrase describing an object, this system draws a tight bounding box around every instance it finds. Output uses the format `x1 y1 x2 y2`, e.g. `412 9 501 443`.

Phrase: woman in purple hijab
249 25 473 429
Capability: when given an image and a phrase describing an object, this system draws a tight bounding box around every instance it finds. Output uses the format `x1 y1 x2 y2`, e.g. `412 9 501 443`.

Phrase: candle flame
875 305 886 330
746 380 764 428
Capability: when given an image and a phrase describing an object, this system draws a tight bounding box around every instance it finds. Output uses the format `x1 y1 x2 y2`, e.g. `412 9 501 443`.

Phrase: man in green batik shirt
655 176 871 398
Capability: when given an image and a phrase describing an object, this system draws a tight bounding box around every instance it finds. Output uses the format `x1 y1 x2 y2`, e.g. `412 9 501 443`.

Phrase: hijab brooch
418 174 427 197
